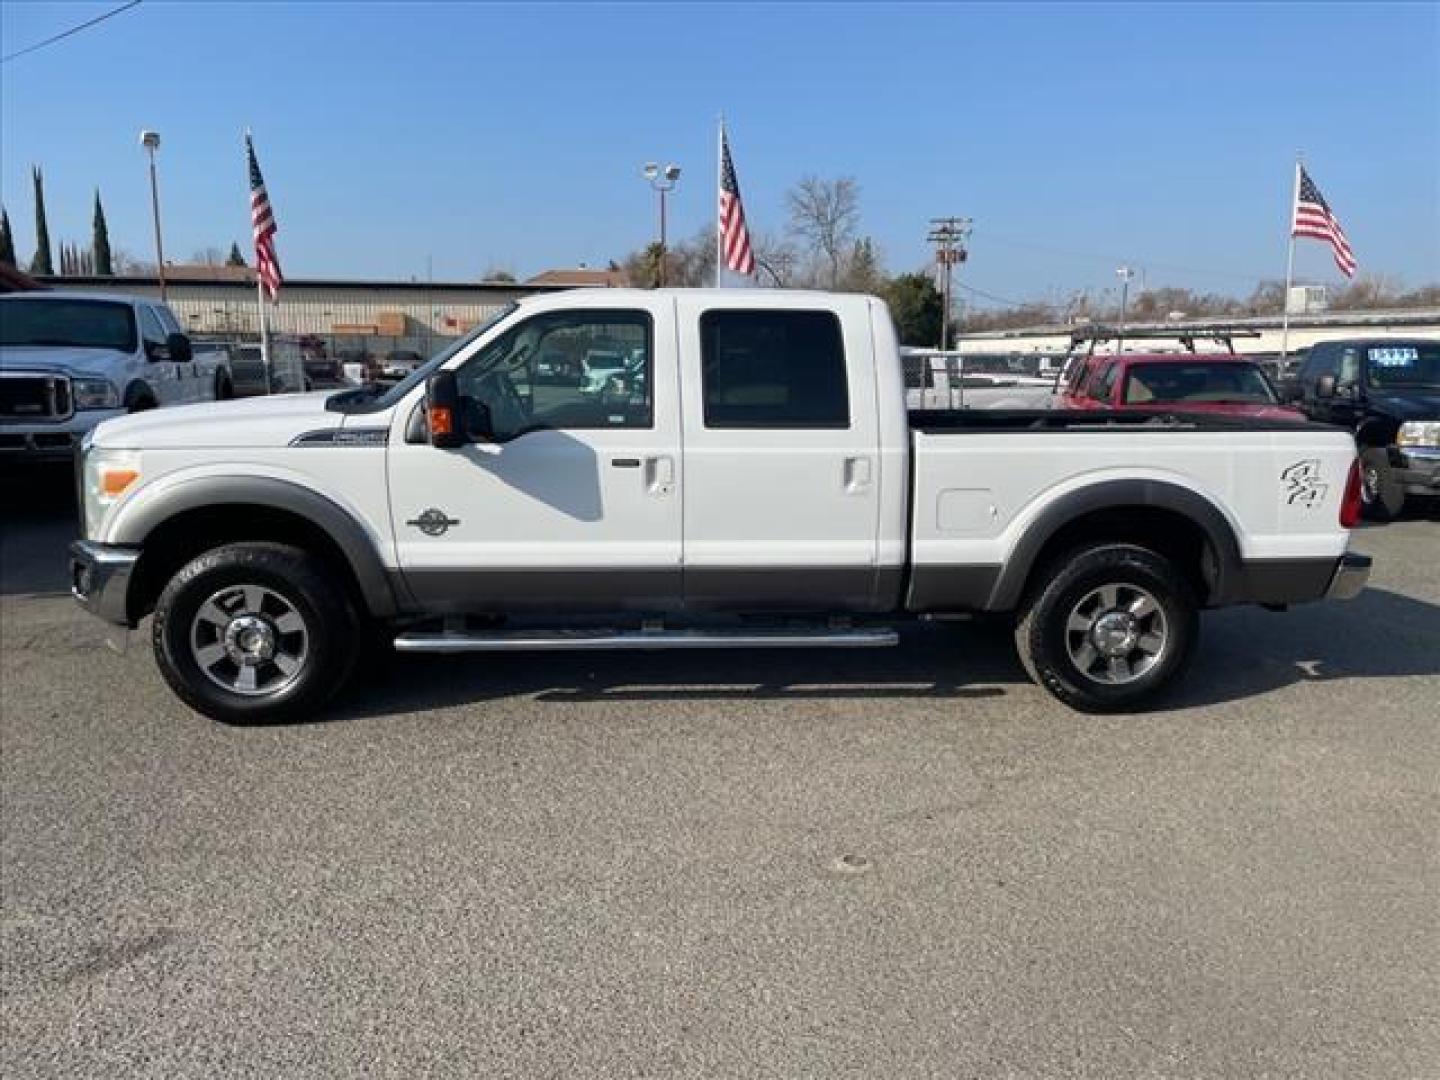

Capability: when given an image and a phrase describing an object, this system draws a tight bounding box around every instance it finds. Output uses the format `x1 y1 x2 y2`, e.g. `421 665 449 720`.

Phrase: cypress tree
0 208 15 267
30 167 54 276
225 241 246 267
93 190 114 276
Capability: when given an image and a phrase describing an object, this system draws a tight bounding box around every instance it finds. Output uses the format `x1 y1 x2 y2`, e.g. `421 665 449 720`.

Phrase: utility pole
927 217 971 349
1116 266 1136 355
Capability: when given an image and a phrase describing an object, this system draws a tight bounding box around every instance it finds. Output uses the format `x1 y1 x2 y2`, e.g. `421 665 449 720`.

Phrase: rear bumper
1325 552 1372 601
69 540 140 627
1225 551 1371 606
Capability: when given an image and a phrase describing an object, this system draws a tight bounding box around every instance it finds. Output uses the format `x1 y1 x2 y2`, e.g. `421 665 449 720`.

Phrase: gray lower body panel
398 566 903 615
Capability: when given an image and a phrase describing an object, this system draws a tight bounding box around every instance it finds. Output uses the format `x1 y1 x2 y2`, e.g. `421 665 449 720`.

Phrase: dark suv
1291 338 1440 519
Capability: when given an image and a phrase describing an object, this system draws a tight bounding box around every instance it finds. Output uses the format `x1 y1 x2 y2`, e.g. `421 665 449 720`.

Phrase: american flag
247 134 283 300
718 126 754 276
1292 165 1356 278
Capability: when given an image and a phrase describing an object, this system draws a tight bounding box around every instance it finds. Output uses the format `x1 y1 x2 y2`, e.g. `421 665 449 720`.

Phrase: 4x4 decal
1280 459 1327 508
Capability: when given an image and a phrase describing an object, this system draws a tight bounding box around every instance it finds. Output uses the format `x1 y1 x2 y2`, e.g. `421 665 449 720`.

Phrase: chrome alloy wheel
1361 464 1381 505
190 584 309 697
1064 582 1168 685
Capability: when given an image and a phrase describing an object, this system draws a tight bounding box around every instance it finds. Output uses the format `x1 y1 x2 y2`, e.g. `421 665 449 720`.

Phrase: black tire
1359 447 1404 522
214 372 234 401
124 385 157 412
152 542 360 724
1013 543 1199 713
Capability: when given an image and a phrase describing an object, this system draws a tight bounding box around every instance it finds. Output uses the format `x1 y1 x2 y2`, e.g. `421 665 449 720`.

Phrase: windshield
0 299 138 352
335 303 518 412
1366 344 1440 389
1123 361 1277 405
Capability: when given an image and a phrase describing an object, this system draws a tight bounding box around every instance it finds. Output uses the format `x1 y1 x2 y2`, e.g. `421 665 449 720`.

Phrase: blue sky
2 2 1436 306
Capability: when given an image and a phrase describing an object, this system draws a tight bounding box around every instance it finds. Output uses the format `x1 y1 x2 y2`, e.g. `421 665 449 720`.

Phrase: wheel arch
112 476 398 622
991 479 1243 611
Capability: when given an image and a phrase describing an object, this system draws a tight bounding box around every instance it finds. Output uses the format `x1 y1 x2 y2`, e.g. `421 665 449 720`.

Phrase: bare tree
785 175 860 288
110 248 156 276
751 231 800 287
191 246 227 266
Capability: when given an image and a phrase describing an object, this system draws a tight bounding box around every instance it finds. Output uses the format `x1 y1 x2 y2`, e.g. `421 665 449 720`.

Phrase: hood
90 391 352 450
1367 391 1440 421
0 345 131 379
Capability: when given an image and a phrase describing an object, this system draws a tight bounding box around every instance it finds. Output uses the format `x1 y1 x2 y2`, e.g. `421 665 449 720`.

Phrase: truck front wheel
1014 543 1198 712
1359 447 1404 522
152 542 360 724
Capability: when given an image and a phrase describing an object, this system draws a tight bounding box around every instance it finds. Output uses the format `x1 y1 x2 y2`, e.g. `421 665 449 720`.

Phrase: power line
1 0 142 65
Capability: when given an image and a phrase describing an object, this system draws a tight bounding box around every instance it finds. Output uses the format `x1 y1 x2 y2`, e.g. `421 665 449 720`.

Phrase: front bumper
1 409 124 460
1325 552 1372 601
1392 447 1440 497
69 540 140 627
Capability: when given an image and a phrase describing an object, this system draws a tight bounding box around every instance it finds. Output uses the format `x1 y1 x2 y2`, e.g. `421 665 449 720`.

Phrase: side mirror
1315 374 1336 399
166 332 192 364
426 371 466 449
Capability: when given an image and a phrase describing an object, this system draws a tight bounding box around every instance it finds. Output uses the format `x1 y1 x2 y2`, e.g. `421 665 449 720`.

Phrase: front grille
0 375 73 421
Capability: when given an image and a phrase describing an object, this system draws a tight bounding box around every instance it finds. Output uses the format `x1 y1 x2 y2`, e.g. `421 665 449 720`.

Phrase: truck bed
908 408 1333 433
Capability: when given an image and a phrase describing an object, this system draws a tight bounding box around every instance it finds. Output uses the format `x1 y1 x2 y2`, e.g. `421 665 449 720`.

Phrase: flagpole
715 114 724 289
247 128 272 395
1280 152 1301 362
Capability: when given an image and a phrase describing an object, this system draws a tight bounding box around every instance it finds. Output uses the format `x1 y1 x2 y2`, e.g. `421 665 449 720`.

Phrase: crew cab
69 290 1371 723
1 290 232 459
1059 352 1305 422
1288 337 1440 520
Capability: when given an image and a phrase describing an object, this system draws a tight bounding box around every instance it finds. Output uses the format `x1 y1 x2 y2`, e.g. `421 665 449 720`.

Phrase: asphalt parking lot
2 467 1437 1079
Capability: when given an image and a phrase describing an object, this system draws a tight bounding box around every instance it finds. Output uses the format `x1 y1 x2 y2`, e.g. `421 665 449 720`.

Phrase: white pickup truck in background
69 289 1371 723
1 289 233 459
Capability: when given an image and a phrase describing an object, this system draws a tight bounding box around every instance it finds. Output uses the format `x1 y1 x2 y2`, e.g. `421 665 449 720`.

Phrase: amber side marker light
100 468 141 498
428 405 454 437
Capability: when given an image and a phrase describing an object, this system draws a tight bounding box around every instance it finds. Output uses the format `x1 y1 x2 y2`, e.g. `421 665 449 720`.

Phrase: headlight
82 447 142 540
1396 421 1440 449
72 377 120 410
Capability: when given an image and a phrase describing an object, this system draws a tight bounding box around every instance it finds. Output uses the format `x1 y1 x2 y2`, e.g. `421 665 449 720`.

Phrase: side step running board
393 628 899 653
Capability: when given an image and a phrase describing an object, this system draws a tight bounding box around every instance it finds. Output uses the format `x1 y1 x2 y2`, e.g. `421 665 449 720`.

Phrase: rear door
675 298 882 611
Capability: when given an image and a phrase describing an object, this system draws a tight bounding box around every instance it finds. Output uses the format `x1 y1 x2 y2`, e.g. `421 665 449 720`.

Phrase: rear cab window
699 310 849 428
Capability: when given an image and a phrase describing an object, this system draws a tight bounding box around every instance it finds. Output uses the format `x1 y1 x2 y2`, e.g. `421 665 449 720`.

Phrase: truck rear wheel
1014 543 1198 712
152 542 360 724
1359 447 1404 522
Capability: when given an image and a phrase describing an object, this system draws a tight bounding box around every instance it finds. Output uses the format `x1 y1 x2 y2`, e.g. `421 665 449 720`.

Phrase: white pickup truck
69 290 1371 723
1 289 233 459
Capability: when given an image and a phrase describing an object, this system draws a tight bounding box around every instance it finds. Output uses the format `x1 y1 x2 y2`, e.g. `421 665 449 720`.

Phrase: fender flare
988 478 1243 610
109 475 398 617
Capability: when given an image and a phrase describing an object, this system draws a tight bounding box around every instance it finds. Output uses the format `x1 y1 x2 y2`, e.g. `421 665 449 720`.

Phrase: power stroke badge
406 508 461 536
1280 460 1328 508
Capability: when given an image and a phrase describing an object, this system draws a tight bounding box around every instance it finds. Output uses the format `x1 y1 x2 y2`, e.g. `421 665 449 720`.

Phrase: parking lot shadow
325 580 1440 723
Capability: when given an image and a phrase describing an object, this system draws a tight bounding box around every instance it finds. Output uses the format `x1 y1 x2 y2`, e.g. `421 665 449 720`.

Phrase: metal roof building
37 271 560 347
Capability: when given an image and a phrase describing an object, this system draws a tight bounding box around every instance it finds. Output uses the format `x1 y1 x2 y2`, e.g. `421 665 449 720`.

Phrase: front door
386 301 682 613
675 299 882 612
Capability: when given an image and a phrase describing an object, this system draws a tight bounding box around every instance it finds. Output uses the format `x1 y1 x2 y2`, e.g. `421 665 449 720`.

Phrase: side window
1087 361 1116 401
700 309 848 428
1338 347 1361 387
455 309 651 440
155 306 183 336
138 306 166 351
1303 343 1336 381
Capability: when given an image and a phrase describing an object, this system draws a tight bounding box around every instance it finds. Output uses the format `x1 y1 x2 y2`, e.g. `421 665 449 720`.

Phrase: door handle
843 456 872 494
610 458 641 468
645 455 674 496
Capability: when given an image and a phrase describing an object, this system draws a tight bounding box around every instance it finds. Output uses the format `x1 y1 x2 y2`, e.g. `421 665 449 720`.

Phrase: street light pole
1115 266 1135 355
140 130 166 301
643 162 681 287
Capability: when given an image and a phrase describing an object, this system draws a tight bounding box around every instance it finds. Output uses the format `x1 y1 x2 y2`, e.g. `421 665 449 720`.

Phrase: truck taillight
1339 458 1362 529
